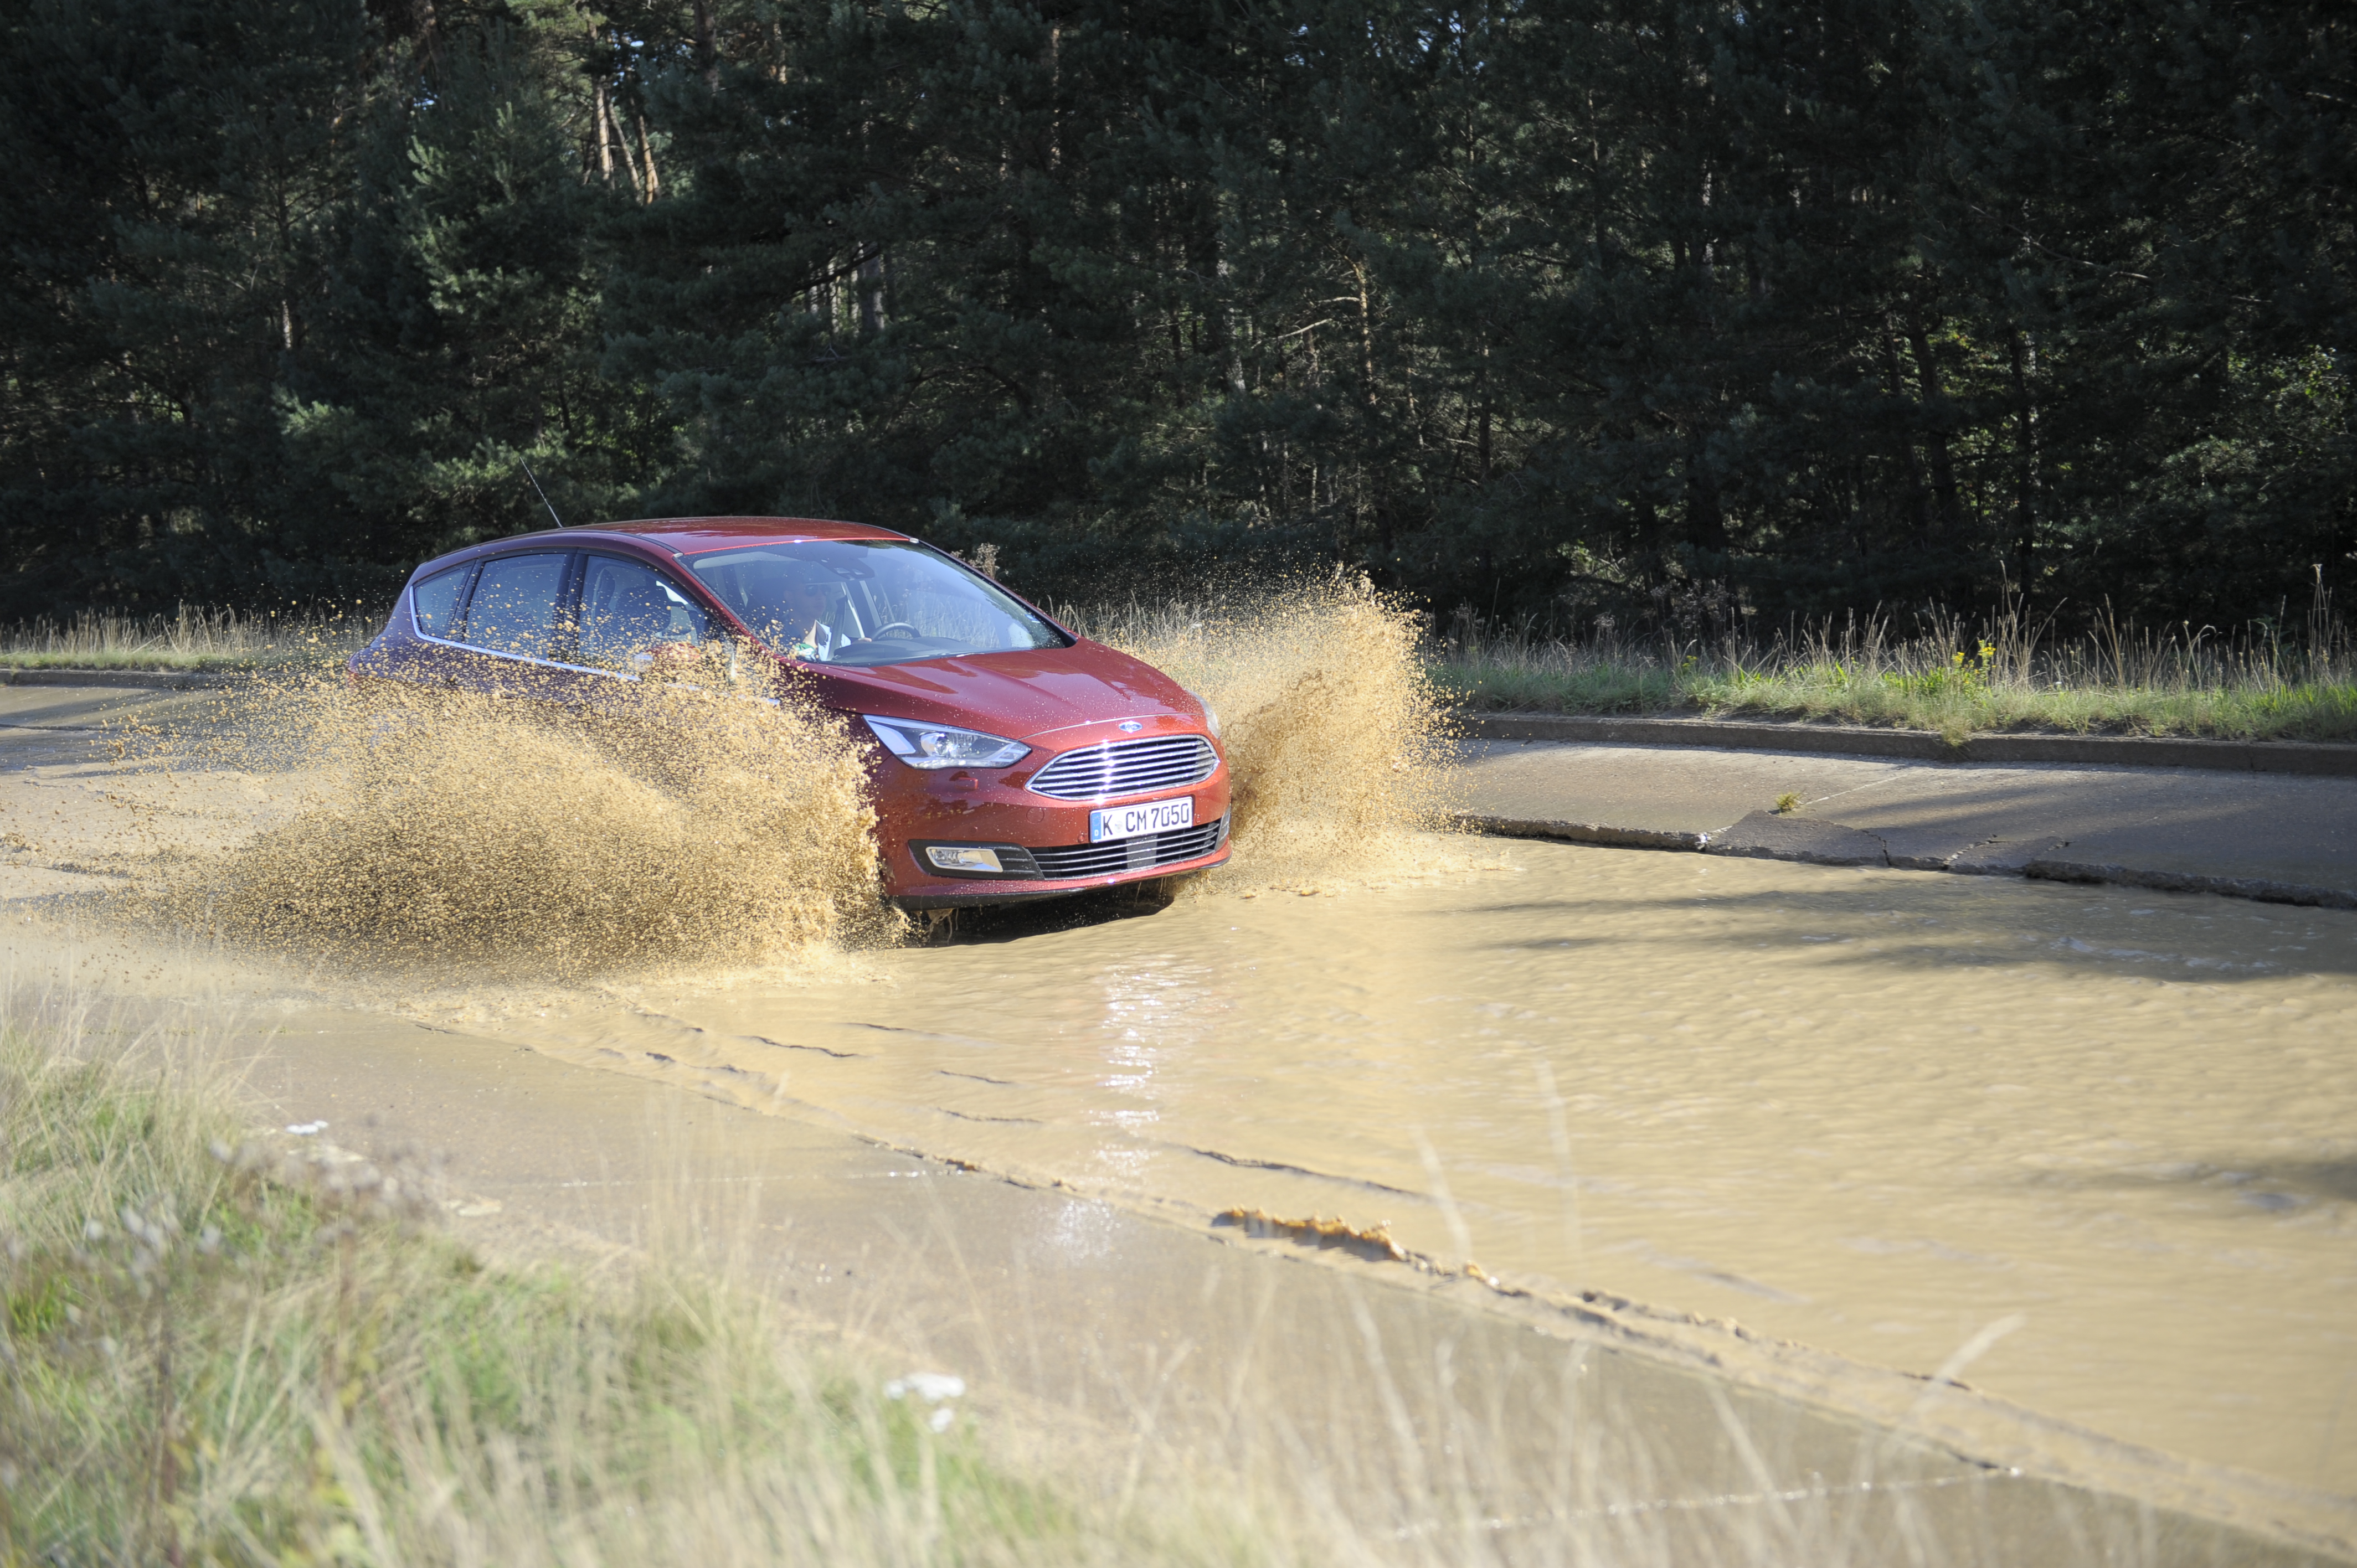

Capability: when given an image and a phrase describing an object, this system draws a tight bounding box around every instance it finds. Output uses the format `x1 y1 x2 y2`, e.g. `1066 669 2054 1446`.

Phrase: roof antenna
519 458 564 529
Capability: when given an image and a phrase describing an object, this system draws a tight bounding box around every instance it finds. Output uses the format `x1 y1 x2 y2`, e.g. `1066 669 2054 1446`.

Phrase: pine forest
2 0 2349 636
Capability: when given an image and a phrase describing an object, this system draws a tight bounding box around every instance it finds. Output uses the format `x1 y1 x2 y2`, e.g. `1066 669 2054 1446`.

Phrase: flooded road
433 843 2357 1498
4 669 2353 1514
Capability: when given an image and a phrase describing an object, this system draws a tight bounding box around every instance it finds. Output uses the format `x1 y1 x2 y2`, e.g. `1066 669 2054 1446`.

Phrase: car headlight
862 715 1031 769
1182 687 1220 739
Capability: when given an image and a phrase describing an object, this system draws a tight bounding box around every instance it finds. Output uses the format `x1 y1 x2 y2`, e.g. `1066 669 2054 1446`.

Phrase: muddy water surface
7 666 2353 1510
444 847 2357 1497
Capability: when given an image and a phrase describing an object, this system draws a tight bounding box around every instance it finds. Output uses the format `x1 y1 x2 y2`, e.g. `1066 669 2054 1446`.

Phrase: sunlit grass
1432 607 2357 743
0 606 373 670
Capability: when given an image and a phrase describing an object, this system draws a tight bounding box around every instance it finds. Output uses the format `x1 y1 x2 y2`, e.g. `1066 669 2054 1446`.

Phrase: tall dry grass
0 606 375 671
1435 579 2357 742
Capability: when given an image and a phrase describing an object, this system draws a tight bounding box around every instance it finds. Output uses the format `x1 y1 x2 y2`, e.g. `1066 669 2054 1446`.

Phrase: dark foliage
1 0 2348 631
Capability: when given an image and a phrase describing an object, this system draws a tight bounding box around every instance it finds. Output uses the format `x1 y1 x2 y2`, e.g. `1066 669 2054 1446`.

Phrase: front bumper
869 737 1232 907
895 812 1232 908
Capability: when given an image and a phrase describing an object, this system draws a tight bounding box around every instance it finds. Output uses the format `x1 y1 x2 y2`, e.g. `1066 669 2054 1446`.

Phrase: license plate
1089 796 1194 843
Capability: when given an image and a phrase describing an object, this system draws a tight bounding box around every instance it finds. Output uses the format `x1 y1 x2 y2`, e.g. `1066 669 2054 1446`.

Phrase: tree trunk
1686 429 1726 554
593 80 615 184
1352 257 1376 411
635 111 661 200
1047 23 1062 170
611 109 647 202
691 0 719 90
1905 314 1961 543
1882 321 1930 534
2009 328 2044 588
1476 343 1491 485
1216 204 1244 397
858 248 886 335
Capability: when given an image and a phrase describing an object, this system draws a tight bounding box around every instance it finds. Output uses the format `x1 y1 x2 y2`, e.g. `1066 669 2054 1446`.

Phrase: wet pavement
1457 739 2357 901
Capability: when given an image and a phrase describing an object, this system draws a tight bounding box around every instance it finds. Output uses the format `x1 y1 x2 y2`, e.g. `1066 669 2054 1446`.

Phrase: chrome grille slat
1029 815 1228 879
1028 735 1218 801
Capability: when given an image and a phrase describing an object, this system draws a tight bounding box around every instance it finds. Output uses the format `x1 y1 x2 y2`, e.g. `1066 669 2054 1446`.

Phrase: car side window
410 564 475 638
577 555 713 672
459 551 573 661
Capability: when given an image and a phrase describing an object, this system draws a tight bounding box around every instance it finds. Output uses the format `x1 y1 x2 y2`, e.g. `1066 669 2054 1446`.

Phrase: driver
779 575 865 662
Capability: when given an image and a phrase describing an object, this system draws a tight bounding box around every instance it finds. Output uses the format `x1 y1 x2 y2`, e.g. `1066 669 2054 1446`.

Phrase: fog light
926 845 1004 873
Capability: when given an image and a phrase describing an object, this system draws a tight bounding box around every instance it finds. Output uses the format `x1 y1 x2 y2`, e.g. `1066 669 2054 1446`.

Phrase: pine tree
277 16 640 583
0 0 366 611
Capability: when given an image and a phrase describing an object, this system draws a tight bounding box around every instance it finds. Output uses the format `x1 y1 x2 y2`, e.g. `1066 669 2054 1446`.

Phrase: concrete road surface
1457 739 2357 902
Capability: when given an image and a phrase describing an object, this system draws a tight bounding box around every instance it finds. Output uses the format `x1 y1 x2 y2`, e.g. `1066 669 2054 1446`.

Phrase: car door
575 553 718 681
447 550 579 699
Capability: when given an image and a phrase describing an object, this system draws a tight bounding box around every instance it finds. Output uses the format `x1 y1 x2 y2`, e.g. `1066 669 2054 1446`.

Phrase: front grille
1029 814 1229 879
1028 734 1218 801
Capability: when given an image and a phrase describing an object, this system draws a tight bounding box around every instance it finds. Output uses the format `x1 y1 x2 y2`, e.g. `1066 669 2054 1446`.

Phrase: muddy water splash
1082 576 1462 886
114 579 1467 971
122 675 898 974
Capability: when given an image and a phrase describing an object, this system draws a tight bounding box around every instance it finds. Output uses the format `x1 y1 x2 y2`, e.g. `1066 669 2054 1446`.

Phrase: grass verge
0 1008 1223 1566
1432 618 2357 744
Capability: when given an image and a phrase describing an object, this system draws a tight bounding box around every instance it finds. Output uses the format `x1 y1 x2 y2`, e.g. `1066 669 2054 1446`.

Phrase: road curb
0 667 240 690
2021 858 2357 911
1457 711 2357 777
1452 813 1706 853
1455 811 2357 912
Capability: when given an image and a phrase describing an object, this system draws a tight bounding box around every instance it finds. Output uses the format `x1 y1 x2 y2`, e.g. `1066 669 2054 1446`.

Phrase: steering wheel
872 621 920 638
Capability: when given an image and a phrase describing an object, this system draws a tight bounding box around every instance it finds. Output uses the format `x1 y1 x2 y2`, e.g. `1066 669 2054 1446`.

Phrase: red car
350 517 1231 906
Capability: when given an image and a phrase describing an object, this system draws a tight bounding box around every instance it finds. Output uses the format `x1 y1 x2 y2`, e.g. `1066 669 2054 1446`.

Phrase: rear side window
409 564 474 637
460 552 573 661
578 555 712 671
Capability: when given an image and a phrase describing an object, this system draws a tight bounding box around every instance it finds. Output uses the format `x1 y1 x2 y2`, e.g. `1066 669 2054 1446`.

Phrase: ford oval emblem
1118 720 1143 734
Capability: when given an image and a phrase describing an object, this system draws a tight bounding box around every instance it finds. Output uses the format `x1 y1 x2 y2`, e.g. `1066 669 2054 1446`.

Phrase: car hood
795 641 1204 741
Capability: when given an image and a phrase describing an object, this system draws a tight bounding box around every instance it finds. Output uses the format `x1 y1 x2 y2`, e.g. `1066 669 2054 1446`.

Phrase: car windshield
683 539 1068 668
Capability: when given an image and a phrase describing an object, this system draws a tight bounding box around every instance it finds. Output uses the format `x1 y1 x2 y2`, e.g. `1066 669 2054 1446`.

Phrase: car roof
404 516 928 583
582 516 910 555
